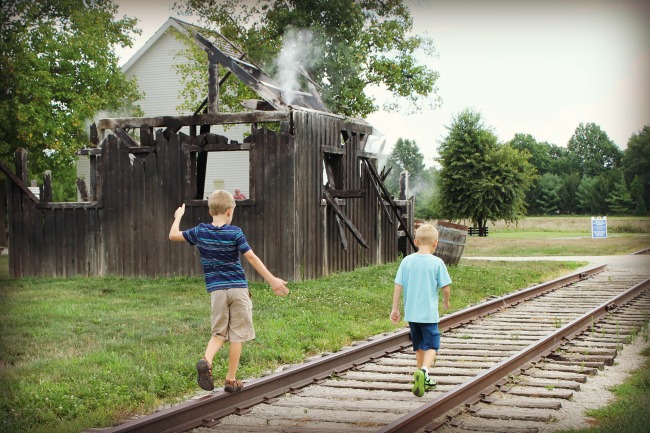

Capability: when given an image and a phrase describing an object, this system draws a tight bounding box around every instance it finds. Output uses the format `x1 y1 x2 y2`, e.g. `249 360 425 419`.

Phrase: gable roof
121 17 244 73
121 17 332 114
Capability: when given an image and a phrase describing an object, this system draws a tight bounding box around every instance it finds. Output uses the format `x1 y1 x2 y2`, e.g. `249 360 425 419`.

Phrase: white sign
591 216 607 239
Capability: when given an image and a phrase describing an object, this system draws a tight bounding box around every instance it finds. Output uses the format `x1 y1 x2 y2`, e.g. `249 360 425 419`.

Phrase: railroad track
97 264 650 433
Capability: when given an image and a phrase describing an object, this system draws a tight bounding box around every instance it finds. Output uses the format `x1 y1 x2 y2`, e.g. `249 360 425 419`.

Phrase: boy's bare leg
416 349 437 370
226 342 242 381
204 335 226 365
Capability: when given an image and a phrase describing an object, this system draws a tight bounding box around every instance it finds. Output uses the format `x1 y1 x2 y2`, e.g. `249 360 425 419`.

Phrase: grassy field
0 255 583 433
454 216 650 257
1 215 648 433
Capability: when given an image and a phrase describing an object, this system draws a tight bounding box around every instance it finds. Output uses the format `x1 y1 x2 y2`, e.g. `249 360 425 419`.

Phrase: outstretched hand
270 277 289 296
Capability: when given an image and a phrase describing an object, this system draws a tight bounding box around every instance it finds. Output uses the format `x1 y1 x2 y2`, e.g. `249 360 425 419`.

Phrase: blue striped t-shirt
182 223 251 292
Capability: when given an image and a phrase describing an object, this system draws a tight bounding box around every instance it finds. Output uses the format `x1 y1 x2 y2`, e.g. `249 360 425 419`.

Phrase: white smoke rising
275 28 321 105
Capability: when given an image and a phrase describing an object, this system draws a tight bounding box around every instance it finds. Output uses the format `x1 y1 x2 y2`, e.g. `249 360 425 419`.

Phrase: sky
113 0 650 166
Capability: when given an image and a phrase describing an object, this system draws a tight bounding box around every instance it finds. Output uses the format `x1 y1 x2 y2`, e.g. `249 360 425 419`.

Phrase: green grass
0 255 583 433
442 216 650 257
555 346 650 433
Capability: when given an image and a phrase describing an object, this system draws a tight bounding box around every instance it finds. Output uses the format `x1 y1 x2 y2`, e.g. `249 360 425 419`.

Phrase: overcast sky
114 0 650 165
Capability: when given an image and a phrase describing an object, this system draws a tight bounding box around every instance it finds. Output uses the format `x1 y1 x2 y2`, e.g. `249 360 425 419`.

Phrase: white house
78 17 250 199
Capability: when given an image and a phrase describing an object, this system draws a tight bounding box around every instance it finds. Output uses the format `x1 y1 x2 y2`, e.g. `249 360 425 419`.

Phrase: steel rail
376 275 650 433
100 264 605 433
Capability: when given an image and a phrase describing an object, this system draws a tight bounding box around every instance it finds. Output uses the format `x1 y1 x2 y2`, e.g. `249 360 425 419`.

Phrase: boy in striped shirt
169 190 289 392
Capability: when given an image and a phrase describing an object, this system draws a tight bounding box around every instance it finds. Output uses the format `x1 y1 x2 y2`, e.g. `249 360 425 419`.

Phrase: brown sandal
224 378 243 392
196 358 214 391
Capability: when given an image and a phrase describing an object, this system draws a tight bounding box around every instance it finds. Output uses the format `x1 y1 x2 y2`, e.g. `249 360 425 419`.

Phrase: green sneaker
425 377 437 390
412 369 425 397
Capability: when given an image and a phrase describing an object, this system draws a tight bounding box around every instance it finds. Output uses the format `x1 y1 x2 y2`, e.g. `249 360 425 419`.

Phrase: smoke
275 27 321 105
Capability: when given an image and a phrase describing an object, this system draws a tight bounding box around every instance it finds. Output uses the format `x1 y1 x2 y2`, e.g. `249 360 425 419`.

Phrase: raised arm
169 204 186 242
243 250 289 296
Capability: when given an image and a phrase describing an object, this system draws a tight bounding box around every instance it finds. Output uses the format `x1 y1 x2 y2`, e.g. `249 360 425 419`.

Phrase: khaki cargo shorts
210 288 255 342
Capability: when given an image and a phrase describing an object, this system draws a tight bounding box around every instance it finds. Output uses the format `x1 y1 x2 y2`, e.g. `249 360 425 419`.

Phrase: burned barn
0 30 414 280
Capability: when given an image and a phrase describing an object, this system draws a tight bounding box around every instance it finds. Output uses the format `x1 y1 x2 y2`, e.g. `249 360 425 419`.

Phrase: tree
174 0 440 118
1 0 141 200
385 138 424 196
576 175 611 215
567 122 622 178
629 175 647 215
535 173 561 215
508 133 552 174
606 174 634 215
558 173 581 214
622 125 650 208
437 108 535 231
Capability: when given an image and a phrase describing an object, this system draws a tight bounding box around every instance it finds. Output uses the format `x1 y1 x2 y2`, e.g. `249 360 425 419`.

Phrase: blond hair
208 190 236 216
415 223 438 247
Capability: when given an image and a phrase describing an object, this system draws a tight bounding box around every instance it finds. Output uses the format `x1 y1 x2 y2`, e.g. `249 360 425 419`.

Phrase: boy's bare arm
169 204 186 242
441 285 451 309
243 250 289 296
390 284 402 324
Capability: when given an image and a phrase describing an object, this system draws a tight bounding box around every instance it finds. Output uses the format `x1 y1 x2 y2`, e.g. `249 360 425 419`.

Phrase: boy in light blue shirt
390 223 451 397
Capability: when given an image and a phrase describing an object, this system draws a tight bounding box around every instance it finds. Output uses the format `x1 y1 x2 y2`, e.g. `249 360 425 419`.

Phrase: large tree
567 122 622 178
1 0 141 200
437 109 535 231
174 0 440 118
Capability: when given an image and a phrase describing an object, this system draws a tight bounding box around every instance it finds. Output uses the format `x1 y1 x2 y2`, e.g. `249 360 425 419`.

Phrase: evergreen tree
622 125 650 208
606 175 634 215
385 138 425 196
535 173 561 215
630 176 647 215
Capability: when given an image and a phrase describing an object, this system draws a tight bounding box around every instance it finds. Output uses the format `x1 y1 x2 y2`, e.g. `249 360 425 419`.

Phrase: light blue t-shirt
394 253 452 323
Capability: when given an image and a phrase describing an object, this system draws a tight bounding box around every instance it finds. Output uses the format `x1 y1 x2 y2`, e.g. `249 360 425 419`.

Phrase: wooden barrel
434 221 468 266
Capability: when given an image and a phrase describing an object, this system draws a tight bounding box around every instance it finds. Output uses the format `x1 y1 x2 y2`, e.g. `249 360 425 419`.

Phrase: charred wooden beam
322 145 346 155
0 155 38 203
240 99 276 111
322 188 368 249
77 178 89 202
43 171 53 202
90 123 99 146
363 161 392 224
97 111 289 130
183 143 250 153
334 211 348 251
114 127 140 147
208 53 219 113
329 190 365 198
362 157 415 250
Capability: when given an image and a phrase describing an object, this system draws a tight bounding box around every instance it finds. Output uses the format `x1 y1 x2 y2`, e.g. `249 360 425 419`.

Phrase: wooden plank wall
293 110 401 280
5 109 407 280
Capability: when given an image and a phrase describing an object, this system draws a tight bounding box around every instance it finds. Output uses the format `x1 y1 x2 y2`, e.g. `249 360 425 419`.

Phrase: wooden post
15 148 28 184
77 177 89 202
208 53 219 114
43 171 53 202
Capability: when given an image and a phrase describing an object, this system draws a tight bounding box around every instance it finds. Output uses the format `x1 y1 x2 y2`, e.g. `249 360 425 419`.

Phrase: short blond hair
208 190 235 216
415 223 438 247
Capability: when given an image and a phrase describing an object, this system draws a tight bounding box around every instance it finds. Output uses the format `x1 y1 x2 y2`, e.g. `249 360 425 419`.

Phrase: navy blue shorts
409 322 441 352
